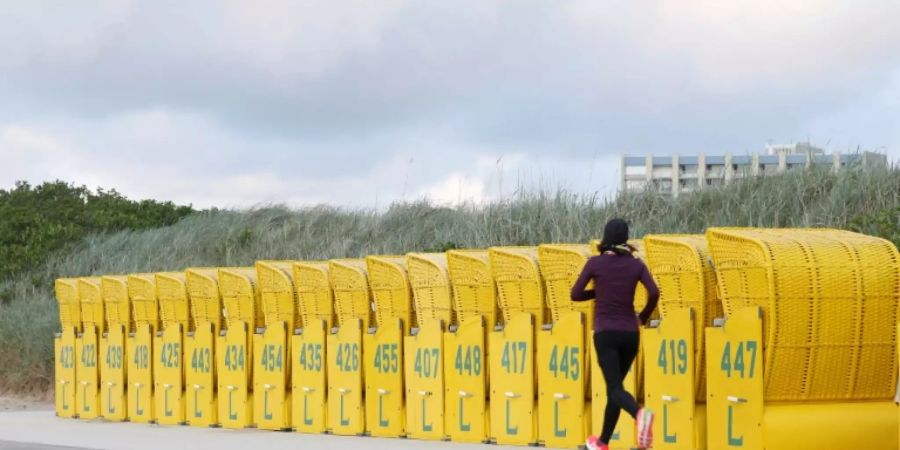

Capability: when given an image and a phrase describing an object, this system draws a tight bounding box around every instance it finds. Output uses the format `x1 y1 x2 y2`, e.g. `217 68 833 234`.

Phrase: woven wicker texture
55 278 81 331
707 227 900 401
537 244 593 323
446 250 499 327
256 261 300 330
407 253 454 328
78 278 104 332
217 267 263 330
292 262 335 329
489 247 546 325
127 274 158 330
101 276 131 331
644 234 723 400
328 259 373 329
155 273 192 331
185 268 223 330
366 256 416 332
537 243 595 395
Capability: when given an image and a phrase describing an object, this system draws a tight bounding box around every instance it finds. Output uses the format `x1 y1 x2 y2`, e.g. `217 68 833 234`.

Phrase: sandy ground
0 409 531 450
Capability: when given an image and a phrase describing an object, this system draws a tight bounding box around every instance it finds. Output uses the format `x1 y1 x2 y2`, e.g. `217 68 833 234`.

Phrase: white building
620 145 888 196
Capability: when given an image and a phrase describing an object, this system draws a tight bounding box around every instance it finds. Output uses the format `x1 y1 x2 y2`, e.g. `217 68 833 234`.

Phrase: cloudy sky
1 1 898 208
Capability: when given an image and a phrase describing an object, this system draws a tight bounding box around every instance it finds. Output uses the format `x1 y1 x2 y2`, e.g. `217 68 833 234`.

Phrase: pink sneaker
636 408 654 448
585 435 609 450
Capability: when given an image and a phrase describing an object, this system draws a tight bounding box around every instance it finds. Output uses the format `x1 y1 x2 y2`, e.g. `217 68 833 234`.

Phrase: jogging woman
571 218 660 450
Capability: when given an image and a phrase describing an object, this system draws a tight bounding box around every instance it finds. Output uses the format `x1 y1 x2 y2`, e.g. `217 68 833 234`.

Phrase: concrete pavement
0 442 92 450
0 411 520 450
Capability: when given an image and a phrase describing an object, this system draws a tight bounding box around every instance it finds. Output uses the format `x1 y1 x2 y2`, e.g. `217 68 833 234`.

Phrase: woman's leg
618 331 639 382
602 332 640 417
594 332 621 444
594 331 621 444
595 331 641 444
600 392 622 445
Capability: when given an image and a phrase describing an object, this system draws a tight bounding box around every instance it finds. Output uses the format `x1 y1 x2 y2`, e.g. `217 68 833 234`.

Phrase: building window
652 179 673 193
652 167 673 178
706 164 725 177
625 180 646 191
680 179 699 191
680 164 698 176
733 165 752 177
625 165 646 176
761 164 779 174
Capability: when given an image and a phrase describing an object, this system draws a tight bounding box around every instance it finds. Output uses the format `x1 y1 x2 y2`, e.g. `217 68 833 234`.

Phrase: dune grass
0 164 897 394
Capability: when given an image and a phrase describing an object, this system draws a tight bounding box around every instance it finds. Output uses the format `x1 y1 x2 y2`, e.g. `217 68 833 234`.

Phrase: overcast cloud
1 0 898 208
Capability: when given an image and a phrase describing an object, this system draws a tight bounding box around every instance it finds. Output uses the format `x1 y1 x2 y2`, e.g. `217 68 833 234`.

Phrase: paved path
0 441 92 450
0 412 520 450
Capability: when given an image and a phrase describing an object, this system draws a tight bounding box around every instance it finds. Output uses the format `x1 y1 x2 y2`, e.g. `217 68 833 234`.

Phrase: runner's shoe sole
637 408 654 449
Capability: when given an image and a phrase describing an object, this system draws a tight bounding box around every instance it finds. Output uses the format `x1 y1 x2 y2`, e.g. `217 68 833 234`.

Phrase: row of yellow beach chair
53 228 900 450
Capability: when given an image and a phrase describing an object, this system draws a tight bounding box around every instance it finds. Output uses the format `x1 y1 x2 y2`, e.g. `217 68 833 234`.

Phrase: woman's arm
570 259 596 302
637 263 660 324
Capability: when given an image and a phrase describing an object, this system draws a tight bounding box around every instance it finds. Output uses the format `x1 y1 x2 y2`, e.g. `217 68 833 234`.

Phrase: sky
1 0 898 208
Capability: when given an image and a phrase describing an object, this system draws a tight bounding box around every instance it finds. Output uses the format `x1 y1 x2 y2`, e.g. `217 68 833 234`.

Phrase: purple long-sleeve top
570 253 660 332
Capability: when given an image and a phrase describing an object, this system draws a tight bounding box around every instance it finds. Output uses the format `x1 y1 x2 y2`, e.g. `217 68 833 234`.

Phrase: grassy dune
0 165 897 394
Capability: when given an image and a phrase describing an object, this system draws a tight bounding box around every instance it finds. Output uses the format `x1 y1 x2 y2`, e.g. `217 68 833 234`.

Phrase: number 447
720 340 758 379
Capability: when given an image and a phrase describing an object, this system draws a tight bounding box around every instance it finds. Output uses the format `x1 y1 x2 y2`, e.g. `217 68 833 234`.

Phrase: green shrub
850 206 900 247
0 181 194 292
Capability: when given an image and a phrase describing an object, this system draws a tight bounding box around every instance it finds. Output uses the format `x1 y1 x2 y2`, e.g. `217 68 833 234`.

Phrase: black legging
593 330 640 444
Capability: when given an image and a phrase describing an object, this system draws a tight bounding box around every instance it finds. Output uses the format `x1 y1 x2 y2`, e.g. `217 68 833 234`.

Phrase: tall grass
0 165 897 394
